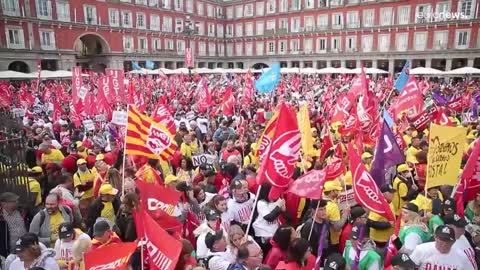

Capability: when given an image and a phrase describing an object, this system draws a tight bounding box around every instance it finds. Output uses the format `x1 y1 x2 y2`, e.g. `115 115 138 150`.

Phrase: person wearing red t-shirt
339 206 367 253
221 140 241 162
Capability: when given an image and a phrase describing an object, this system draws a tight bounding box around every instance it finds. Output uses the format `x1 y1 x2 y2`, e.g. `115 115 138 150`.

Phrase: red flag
384 213 402 267
347 75 363 98
151 103 177 135
137 211 182 270
286 170 326 199
347 143 395 221
196 79 211 113
84 242 137 270
319 123 333 161
455 138 480 217
220 86 235 116
136 180 182 215
392 77 424 117
71 66 82 103
258 103 301 189
338 109 359 136
446 96 463 113
97 76 113 118
434 107 455 126
106 68 126 103
325 156 346 181
184 211 201 249
51 99 64 124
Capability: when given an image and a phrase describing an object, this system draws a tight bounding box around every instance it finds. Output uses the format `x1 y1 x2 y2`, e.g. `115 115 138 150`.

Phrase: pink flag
106 68 126 103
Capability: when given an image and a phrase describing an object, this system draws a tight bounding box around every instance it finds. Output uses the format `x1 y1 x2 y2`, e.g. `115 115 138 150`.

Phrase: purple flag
473 98 479 119
352 225 366 270
432 91 449 105
370 121 406 187
314 222 329 270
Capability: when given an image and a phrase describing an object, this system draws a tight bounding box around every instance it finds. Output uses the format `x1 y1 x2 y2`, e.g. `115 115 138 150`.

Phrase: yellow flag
297 105 315 156
426 124 467 188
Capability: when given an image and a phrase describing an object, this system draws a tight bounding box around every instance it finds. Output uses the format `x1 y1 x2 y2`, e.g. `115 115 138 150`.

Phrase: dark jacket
86 197 120 234
116 209 137 242
299 218 330 257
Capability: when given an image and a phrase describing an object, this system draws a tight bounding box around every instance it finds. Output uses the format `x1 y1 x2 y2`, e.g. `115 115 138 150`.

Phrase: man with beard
221 140 241 162
29 194 73 247
73 159 95 219
227 180 255 231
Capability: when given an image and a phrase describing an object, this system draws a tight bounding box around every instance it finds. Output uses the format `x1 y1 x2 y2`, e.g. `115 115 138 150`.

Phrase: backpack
39 206 72 228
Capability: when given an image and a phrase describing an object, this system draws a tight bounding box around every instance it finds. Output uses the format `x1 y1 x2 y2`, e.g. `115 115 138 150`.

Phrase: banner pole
122 104 129 197
308 200 321 241
244 185 262 239
140 240 145 270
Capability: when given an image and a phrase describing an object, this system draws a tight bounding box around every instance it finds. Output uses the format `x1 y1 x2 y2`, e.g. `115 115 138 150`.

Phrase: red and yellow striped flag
126 105 177 160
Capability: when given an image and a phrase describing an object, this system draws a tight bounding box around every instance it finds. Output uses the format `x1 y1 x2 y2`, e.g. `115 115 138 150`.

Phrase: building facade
1 0 480 73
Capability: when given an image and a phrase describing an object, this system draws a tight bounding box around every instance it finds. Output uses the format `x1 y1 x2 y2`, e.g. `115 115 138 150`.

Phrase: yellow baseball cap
361 152 373 159
324 180 343 192
29 166 43 174
75 141 83 148
99 184 118 196
250 143 258 150
95 154 105 161
76 159 87 165
397 164 412 173
164 174 179 185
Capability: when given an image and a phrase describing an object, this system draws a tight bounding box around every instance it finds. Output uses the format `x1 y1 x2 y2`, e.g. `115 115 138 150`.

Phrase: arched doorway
73 33 110 72
252 63 269 69
8 61 30 73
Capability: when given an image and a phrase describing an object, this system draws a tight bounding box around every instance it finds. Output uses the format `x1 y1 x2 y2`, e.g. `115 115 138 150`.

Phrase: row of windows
5 26 475 53
225 0 475 21
122 36 226 56
1 0 224 20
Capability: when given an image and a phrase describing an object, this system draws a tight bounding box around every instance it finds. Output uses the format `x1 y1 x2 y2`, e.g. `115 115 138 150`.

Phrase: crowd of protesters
0 71 479 270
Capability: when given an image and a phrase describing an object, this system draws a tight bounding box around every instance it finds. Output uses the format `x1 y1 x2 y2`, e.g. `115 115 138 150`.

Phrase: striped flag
126 105 177 160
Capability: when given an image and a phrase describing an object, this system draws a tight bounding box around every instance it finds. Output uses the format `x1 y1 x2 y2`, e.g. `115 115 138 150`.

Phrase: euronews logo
416 11 469 22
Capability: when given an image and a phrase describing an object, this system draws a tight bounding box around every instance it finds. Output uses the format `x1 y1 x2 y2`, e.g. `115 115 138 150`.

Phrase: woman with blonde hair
397 203 431 255
227 224 258 257
105 168 122 193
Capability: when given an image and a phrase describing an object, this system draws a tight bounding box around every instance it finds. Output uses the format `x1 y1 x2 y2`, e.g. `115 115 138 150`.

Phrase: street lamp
183 15 198 77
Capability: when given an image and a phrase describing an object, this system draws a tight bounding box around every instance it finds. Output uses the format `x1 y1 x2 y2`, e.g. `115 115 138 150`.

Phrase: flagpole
140 239 145 270
308 200 320 241
122 104 129 197
244 185 262 240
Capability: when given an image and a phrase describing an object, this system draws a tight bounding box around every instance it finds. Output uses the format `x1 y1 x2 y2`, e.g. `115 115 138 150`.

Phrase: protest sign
83 120 95 131
426 124 467 188
112 111 128 126
95 114 106 122
192 154 216 167
337 189 356 210
11 108 26 118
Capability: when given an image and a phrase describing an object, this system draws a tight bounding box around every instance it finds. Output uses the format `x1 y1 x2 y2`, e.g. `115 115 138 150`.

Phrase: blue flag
394 61 410 92
254 63 281 94
132 61 142 71
145 60 155 70
370 121 406 187
383 111 395 128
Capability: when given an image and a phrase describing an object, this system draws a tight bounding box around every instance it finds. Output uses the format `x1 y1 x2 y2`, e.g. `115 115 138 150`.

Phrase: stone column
372 60 377 69
445 59 453 71
425 58 432 68
468 58 475 67
326 59 332 67
340 59 346 68
388 59 394 75
356 59 362 68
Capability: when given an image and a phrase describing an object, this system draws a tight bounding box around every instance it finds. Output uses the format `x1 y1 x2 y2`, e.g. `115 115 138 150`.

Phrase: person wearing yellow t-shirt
367 183 396 249
180 134 198 159
27 166 43 207
86 184 120 234
361 152 373 171
39 143 65 166
243 143 259 169
74 159 95 219
411 186 443 214
392 164 419 216
405 137 421 164
465 134 476 152
323 180 350 251
75 141 88 158
135 159 163 184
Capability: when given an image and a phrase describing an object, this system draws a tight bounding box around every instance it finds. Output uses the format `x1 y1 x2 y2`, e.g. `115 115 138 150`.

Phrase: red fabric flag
137 211 182 270
71 66 82 103
84 242 137 270
136 180 182 213
51 99 64 124
151 103 177 135
384 213 402 267
319 123 333 161
434 107 455 126
330 92 355 123
287 170 326 199
257 103 301 199
392 77 424 118
455 138 480 218
196 79 211 113
83 91 97 117
347 75 363 98
325 156 346 181
338 109 359 136
347 143 395 221
106 68 126 103
446 96 464 114
220 86 235 116
97 76 113 118
184 211 200 249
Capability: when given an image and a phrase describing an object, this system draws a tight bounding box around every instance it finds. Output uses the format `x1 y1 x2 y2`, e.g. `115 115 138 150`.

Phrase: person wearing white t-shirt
252 183 285 239
444 214 478 269
54 222 91 269
205 230 236 270
195 209 227 261
227 180 255 229
410 225 475 270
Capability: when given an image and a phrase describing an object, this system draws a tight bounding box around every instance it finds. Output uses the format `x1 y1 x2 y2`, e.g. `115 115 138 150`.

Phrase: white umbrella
0 70 36 79
351 67 389 74
444 67 480 75
316 67 339 74
301 68 317 74
409 67 444 75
